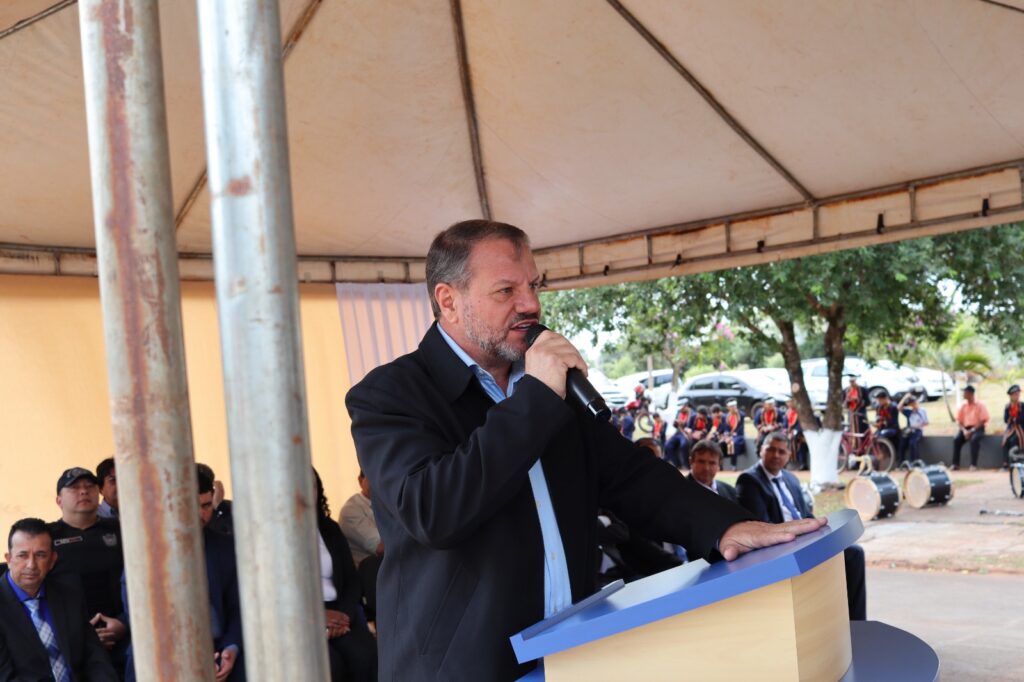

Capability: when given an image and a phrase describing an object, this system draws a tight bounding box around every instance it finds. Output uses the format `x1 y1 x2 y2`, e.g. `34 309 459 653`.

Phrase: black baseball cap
1008 384 1020 395
56 467 100 494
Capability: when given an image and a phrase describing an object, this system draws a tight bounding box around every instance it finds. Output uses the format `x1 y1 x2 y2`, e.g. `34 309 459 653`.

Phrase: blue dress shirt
437 324 573 617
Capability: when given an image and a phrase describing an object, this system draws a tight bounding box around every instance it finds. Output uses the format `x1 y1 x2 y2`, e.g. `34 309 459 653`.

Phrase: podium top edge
511 509 863 663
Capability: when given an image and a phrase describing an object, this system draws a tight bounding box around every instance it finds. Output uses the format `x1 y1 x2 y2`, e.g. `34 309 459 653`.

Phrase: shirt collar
759 462 784 482
6 570 44 602
437 322 526 395
695 478 718 494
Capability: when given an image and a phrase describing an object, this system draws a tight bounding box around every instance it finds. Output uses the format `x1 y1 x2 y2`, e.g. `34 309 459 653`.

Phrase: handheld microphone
525 324 611 422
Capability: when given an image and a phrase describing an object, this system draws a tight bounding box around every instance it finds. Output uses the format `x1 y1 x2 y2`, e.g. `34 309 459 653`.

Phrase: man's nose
516 289 540 314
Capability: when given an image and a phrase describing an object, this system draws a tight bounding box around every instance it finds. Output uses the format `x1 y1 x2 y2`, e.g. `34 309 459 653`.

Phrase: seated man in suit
197 466 245 682
124 467 245 682
346 219 825 680
686 439 738 503
0 517 118 681
736 432 867 621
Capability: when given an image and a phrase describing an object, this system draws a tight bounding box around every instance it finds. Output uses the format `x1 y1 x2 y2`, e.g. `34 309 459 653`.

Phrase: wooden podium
511 510 939 682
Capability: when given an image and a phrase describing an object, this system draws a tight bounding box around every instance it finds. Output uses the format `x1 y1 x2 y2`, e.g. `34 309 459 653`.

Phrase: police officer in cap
49 467 130 671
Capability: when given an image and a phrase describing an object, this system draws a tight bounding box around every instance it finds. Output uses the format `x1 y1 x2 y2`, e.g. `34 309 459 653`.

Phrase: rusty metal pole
195 0 329 679
77 1 215 680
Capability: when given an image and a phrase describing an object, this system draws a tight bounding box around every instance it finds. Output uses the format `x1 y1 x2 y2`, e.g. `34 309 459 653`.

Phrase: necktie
772 478 802 521
24 598 71 682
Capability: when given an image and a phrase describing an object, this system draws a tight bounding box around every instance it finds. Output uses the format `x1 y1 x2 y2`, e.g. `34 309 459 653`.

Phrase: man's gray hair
425 220 530 318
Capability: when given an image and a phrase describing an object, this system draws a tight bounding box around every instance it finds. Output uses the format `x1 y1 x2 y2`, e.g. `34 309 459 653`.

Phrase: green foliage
933 223 1024 347
541 223 1024 427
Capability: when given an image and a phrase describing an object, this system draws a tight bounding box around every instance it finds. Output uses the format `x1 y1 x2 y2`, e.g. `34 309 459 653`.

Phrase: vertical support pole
77 2 215 680
195 1 329 680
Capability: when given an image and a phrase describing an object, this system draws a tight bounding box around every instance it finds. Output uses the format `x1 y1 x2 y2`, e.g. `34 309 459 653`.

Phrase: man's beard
462 302 528 363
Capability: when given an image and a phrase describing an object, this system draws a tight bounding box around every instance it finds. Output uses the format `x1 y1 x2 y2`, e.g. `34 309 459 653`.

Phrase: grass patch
813 489 849 516
953 478 984 490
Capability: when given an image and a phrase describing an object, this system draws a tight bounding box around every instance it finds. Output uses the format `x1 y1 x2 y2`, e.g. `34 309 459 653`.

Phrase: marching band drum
902 464 954 509
846 473 901 522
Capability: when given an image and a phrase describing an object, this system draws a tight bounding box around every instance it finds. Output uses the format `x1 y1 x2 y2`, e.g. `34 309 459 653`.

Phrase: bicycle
838 426 896 474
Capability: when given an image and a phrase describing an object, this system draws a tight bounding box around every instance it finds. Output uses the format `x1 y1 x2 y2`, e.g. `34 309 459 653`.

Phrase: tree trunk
821 309 848 431
775 317 817 430
772 315 841 487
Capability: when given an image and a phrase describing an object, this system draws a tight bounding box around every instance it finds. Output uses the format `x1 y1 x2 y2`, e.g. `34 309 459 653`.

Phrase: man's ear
434 283 459 323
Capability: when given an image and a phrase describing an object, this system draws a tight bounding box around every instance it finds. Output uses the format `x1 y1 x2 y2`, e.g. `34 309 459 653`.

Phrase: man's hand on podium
719 517 828 561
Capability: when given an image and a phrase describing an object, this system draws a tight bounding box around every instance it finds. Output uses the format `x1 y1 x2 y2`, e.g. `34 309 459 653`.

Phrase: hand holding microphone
525 324 610 421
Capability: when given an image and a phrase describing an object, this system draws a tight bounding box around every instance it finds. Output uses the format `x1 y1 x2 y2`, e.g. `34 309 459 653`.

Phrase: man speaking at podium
346 220 826 681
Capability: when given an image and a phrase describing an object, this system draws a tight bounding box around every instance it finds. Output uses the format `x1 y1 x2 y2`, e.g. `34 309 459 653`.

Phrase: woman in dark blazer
314 470 378 682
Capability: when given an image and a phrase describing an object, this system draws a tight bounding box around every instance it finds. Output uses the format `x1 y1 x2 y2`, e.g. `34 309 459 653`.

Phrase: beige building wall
0 274 360 533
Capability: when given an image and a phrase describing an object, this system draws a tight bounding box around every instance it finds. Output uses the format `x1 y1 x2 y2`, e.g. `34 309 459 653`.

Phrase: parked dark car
673 371 791 414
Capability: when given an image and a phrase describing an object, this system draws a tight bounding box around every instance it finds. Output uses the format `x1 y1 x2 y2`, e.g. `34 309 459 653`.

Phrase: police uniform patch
54 536 83 547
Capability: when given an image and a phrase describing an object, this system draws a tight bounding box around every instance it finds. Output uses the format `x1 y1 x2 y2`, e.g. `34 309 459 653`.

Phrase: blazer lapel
752 465 784 524
0 577 54 668
45 581 75 666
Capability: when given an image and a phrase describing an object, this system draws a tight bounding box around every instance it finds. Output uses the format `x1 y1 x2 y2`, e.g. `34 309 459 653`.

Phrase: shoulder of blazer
352 322 476 405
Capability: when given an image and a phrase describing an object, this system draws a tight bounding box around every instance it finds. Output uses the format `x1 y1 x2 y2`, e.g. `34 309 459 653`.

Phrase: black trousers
1002 433 1021 467
844 544 867 622
357 555 382 621
952 428 985 467
324 601 378 682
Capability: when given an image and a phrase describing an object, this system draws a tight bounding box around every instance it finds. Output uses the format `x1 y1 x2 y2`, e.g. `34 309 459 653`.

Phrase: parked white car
800 357 922 405
743 367 828 410
910 366 956 401
590 369 629 408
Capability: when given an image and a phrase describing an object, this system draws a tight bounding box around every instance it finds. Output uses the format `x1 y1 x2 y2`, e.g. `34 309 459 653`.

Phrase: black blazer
0 575 117 682
736 464 812 524
317 517 361 619
346 323 753 681
204 527 245 681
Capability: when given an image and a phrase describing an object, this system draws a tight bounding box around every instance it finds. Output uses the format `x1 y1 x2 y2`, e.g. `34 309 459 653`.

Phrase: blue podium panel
511 509 863 664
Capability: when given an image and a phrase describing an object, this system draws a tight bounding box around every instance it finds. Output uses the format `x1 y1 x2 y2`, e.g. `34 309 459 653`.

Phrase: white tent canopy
2 0 1023 286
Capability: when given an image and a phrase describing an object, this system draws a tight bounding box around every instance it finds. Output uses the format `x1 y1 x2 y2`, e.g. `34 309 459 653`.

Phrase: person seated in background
897 393 929 464
707 403 726 446
952 385 989 471
314 470 378 682
650 412 667 446
48 468 129 672
736 433 867 621
721 400 747 471
686 440 738 503
95 458 119 520
124 465 246 682
0 518 118 681
687 406 711 444
845 376 869 435
197 464 234 535
784 397 809 471
753 398 782 453
340 471 383 623
1002 384 1023 470
873 391 901 453
197 466 245 682
664 400 694 469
